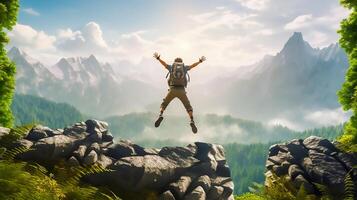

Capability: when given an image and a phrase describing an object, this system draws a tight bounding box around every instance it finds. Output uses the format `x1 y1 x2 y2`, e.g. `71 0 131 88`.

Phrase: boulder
87 131 102 143
292 175 315 194
73 145 87 161
63 122 87 137
190 159 218 176
106 140 136 159
12 139 33 149
184 186 206 200
7 120 234 200
288 164 304 180
207 186 224 200
26 125 48 141
212 177 234 198
87 155 179 191
0 127 10 138
19 135 77 162
303 150 346 195
83 150 98 166
216 164 231 177
191 175 211 192
97 154 113 168
102 132 114 142
168 176 192 199
85 119 108 134
67 156 80 166
195 142 226 165
87 142 100 154
159 146 198 167
159 190 176 200
266 137 356 198
303 136 338 155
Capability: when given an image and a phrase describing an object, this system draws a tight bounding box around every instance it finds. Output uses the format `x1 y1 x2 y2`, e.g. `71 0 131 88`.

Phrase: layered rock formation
0 120 234 200
266 136 357 198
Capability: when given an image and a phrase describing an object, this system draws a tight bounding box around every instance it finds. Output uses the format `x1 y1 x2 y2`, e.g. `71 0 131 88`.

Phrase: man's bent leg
156 89 175 127
177 90 197 133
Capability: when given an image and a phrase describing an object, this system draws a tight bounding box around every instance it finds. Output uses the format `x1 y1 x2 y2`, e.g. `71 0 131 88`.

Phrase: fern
67 164 112 185
295 184 308 200
0 124 34 149
1 146 31 161
344 170 355 200
314 183 334 200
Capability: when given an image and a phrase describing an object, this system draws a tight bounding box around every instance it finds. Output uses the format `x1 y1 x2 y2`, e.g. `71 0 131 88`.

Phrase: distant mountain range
195 32 349 129
8 47 160 117
8 32 350 130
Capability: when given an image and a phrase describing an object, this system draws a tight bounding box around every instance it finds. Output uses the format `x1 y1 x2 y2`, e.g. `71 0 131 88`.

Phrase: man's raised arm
189 56 206 70
153 52 169 70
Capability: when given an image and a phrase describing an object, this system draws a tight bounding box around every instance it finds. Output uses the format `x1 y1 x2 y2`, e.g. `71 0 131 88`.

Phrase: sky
7 0 352 130
9 0 349 68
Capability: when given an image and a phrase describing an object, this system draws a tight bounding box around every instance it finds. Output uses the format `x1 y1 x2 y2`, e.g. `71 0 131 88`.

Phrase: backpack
166 62 190 87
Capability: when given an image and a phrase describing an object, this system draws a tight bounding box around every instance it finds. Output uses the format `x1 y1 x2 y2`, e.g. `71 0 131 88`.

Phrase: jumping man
153 52 206 134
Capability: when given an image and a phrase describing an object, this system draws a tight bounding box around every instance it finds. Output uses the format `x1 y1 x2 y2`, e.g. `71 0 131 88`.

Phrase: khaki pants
161 86 193 112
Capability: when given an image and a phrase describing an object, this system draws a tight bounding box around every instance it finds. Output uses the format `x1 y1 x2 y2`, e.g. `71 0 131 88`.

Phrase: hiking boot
155 116 164 127
190 121 198 134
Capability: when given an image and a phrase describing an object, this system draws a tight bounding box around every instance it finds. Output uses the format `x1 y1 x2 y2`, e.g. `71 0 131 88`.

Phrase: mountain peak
291 32 303 40
8 46 25 58
280 32 314 57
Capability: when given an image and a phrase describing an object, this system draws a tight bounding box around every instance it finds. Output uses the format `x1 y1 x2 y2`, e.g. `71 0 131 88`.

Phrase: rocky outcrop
0 120 234 200
266 136 357 198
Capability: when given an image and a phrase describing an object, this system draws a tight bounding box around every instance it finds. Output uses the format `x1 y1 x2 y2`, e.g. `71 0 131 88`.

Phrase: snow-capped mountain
8 47 160 117
219 32 349 127
8 32 349 129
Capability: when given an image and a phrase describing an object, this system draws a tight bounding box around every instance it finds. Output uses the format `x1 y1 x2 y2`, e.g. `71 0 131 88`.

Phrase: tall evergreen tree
0 0 19 127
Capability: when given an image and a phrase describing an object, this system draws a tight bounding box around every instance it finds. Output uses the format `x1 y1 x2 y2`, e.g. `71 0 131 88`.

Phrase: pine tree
0 0 19 127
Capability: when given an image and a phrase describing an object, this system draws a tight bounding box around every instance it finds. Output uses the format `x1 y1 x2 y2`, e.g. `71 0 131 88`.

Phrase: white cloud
268 118 303 131
285 14 313 30
235 0 270 10
304 108 350 126
8 24 56 50
23 8 40 16
56 22 108 55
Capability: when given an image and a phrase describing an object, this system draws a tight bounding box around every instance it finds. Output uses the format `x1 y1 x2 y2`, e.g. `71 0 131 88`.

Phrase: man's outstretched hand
153 52 160 60
199 56 206 63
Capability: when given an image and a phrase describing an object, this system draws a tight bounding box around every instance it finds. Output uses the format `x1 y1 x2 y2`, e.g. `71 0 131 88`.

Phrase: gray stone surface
0 127 10 138
184 186 206 200
169 176 192 198
26 125 48 141
83 150 98 166
159 190 176 200
4 119 234 200
266 136 357 198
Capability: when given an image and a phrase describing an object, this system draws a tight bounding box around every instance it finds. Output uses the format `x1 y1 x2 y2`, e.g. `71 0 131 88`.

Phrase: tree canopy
338 0 357 143
0 0 19 127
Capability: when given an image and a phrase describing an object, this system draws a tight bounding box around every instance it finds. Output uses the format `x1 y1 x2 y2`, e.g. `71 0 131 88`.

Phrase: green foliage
338 0 357 143
0 158 120 200
225 143 270 194
0 124 33 149
11 94 84 128
336 133 357 152
298 125 344 140
0 0 19 127
343 170 355 200
1 146 30 160
235 193 266 200
0 161 65 200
